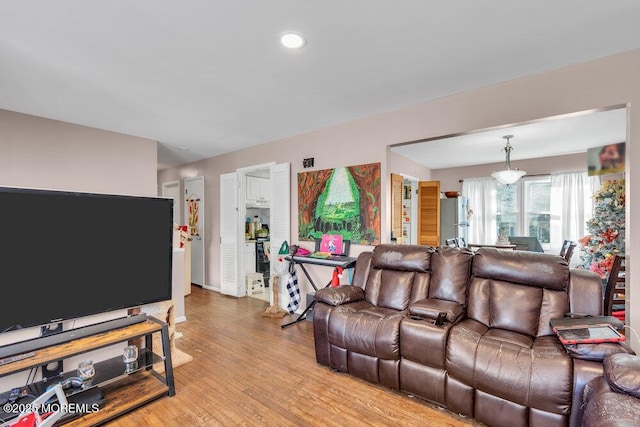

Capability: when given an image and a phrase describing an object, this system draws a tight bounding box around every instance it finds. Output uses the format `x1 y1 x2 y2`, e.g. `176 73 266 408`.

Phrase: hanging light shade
491 135 526 185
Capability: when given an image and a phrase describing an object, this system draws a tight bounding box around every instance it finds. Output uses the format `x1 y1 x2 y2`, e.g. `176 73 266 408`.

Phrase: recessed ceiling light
279 32 306 49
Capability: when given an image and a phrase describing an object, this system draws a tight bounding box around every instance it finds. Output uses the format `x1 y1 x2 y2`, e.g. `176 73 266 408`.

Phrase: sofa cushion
473 248 569 291
564 342 635 362
371 244 432 272
429 247 473 305
327 305 403 360
467 275 570 337
409 298 464 323
604 353 640 398
363 245 436 311
315 285 365 306
490 280 543 336
467 277 545 337
364 269 414 311
447 319 572 415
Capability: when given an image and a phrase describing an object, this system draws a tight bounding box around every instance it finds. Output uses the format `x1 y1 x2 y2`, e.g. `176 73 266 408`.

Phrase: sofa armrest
409 298 464 323
563 341 635 362
604 353 640 398
315 285 365 306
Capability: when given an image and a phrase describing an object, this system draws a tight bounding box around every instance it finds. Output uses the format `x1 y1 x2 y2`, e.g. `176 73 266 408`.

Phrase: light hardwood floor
111 286 478 426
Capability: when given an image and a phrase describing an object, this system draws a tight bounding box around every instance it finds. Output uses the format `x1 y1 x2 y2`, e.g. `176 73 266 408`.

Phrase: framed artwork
588 142 625 176
187 196 200 236
298 162 380 245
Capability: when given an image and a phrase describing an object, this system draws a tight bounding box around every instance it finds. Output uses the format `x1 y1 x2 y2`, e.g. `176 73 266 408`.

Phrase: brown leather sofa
582 353 640 427
313 244 615 427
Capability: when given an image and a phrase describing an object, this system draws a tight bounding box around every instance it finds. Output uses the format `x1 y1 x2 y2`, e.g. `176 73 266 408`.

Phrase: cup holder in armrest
407 312 447 326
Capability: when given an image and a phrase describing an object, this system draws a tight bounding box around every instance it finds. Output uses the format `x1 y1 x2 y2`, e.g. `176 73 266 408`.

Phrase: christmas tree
578 179 625 282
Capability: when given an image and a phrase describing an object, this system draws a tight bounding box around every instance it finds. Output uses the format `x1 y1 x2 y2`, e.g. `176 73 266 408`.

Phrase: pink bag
295 247 311 256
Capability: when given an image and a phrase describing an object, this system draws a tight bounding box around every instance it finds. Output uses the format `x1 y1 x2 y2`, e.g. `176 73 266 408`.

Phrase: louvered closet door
220 172 239 296
391 173 404 244
418 181 441 246
269 163 291 309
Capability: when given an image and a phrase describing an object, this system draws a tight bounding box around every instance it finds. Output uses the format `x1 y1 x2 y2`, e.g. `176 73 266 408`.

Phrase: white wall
0 109 158 387
0 109 157 195
160 48 640 350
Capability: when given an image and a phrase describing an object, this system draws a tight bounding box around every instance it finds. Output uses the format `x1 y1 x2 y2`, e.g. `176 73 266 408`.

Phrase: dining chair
559 240 577 262
603 254 625 321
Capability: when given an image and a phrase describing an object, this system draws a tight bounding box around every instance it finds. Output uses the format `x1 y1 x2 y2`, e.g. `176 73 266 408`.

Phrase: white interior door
161 180 182 225
269 163 290 308
220 172 240 296
184 176 205 287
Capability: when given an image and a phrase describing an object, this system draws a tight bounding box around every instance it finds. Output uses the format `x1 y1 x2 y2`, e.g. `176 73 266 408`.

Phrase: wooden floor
110 286 478 426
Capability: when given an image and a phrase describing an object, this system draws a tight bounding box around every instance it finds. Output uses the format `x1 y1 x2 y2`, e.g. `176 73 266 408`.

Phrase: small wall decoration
187 195 200 236
298 162 381 245
587 142 625 176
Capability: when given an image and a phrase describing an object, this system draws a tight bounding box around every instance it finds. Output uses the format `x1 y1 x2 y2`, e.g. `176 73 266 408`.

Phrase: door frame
219 161 292 302
236 162 275 298
184 176 207 289
161 180 181 225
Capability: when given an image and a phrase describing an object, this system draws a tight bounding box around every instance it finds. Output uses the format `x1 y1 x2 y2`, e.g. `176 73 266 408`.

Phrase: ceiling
391 108 627 170
1 1 640 170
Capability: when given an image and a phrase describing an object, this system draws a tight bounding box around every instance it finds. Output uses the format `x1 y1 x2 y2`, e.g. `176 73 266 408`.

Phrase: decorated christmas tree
579 179 625 282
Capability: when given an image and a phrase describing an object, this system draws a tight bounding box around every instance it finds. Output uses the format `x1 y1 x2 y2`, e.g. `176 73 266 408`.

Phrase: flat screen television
0 186 173 334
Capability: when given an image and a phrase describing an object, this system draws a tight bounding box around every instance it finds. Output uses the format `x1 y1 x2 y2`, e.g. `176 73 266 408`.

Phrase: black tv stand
0 314 147 359
0 316 174 425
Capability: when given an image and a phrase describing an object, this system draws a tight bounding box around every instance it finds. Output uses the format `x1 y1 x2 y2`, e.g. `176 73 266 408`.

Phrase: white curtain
550 171 601 264
462 178 497 245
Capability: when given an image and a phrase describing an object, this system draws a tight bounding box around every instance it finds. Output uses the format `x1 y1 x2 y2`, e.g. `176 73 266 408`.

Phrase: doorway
391 173 418 245
245 167 271 303
161 180 182 225
185 176 206 288
220 163 290 308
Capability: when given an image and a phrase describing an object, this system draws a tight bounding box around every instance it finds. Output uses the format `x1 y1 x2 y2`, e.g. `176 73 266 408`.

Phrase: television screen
0 187 173 333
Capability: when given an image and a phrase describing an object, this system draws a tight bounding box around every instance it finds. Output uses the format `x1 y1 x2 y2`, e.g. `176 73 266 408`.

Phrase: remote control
435 312 447 326
0 351 36 366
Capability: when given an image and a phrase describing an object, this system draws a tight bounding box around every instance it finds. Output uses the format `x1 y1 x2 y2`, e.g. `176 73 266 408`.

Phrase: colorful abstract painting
298 162 381 245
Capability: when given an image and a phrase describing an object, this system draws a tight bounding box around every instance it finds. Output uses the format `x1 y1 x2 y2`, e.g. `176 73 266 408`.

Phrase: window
524 178 551 245
497 184 517 237
497 177 551 248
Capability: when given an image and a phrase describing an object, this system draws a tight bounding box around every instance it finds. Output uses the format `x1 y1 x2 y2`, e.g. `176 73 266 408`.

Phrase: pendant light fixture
491 135 526 185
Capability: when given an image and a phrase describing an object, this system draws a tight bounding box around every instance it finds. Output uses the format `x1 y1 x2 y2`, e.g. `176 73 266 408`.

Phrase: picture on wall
298 162 381 245
588 142 625 176
187 196 200 236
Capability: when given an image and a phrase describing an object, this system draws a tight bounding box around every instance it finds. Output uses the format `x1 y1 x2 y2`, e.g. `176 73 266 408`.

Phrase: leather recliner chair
582 353 640 426
313 245 473 390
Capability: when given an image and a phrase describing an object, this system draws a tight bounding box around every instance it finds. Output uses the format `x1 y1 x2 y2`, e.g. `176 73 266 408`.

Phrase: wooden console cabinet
0 317 174 426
